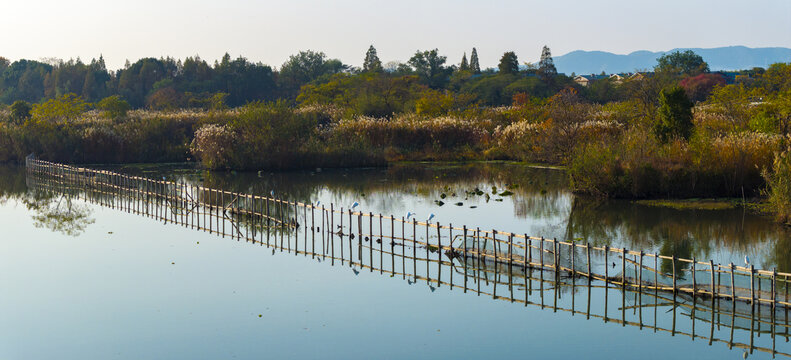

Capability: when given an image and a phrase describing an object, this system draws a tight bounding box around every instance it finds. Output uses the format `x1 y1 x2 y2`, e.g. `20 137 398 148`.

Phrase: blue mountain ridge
553 46 791 75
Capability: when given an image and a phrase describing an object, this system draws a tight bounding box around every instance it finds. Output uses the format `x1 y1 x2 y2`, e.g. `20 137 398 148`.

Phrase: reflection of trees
0 165 95 237
127 162 573 220
565 197 791 271
0 165 28 204
25 193 94 237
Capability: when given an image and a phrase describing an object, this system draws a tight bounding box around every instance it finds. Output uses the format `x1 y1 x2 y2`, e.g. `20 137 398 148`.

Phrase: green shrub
96 95 131 119
31 93 90 123
10 101 31 124
654 86 694 143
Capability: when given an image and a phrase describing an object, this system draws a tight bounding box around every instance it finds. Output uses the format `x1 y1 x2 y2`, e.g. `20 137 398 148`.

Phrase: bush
654 86 694 143
96 95 131 119
190 124 236 169
31 93 90 123
10 101 31 124
764 137 791 224
569 127 782 198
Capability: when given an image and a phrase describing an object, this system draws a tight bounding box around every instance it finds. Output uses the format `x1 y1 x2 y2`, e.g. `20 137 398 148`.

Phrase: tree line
0 45 577 111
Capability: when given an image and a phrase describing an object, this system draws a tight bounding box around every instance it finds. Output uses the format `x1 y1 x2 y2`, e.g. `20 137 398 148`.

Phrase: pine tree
498 51 518 75
538 45 557 83
653 86 694 143
469 48 481 74
363 45 382 72
460 52 469 71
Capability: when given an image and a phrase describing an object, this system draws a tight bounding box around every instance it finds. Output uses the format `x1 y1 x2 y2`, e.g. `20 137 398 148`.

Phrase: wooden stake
751 265 756 306
710 260 716 299
586 244 592 279
672 255 677 294
730 263 736 300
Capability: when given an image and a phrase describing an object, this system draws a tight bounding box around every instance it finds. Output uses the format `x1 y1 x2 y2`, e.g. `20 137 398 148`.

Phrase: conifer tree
538 45 557 83
460 53 469 71
498 51 519 75
363 45 382 72
469 48 481 74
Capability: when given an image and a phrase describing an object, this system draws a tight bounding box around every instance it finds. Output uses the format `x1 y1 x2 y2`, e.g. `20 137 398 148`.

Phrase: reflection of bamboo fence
26 157 791 358
26 157 791 310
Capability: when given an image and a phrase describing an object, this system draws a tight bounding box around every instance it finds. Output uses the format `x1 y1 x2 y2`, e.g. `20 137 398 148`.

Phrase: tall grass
765 138 791 224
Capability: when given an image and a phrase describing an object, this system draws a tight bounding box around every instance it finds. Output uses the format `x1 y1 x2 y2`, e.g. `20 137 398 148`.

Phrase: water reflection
0 166 94 236
19 163 791 358
4 162 790 270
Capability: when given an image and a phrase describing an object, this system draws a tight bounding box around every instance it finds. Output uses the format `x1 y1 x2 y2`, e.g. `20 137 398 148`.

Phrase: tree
498 51 519 75
679 73 726 102
0 57 9 73
279 50 346 98
538 45 557 84
469 48 481 74
30 93 90 123
654 86 694 143
408 49 452 89
363 45 382 72
96 95 131 118
459 53 469 72
10 100 31 123
656 50 708 76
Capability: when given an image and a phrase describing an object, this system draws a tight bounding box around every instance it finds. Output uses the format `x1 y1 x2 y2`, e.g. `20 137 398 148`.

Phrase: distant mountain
553 46 791 75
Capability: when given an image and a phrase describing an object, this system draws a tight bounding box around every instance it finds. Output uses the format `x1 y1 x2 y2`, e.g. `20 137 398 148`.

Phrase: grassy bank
1 63 790 223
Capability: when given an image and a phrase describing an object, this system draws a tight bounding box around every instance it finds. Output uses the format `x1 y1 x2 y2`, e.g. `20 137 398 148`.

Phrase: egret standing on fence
745 255 750 267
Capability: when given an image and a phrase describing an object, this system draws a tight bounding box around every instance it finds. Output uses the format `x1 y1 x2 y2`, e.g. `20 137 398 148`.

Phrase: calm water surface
1 162 789 359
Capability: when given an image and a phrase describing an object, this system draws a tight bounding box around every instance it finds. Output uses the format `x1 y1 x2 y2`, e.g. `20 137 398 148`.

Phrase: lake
1 162 790 359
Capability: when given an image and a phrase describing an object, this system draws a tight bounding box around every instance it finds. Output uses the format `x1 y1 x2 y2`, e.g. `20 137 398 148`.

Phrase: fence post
622 248 627 287
750 265 755 306
710 260 716 299
604 245 609 283
554 238 559 273
730 263 736 300
773 268 778 309
523 234 529 273
586 244 592 279
692 257 697 297
540 237 545 271
654 253 658 291
570 240 575 276
639 251 644 292
672 255 677 294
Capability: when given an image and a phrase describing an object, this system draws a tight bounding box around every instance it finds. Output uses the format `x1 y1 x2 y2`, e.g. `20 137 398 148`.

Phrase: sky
2 0 790 70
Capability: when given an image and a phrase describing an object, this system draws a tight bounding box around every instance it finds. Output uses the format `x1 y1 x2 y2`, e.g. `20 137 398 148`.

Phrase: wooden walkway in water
25 157 791 311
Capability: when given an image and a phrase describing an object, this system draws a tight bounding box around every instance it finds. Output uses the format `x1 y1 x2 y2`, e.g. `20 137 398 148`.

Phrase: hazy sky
3 0 790 70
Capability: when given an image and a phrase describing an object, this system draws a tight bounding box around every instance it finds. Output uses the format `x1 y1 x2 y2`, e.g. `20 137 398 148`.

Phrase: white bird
351 202 359 210
745 255 750 267
427 213 435 222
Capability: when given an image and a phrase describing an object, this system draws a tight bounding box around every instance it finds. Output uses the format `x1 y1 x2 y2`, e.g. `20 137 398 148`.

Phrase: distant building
609 73 626 85
573 74 608 87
